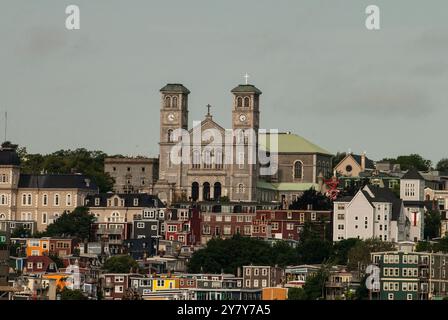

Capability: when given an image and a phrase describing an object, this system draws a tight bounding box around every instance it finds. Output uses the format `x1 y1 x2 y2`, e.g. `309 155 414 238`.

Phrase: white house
333 185 406 242
400 168 425 242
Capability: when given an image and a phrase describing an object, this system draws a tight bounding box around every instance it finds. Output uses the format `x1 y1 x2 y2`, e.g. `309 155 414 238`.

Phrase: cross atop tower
244 73 250 85
206 104 211 115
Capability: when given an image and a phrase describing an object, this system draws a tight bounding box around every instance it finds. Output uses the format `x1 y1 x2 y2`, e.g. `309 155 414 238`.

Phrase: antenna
4 111 7 142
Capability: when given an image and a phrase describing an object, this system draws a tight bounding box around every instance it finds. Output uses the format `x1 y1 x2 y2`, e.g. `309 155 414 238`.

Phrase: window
337 214 345 220
115 286 124 293
42 213 47 224
262 280 267 287
262 268 268 276
137 222 145 229
346 165 352 172
294 161 303 179
243 96 250 107
66 194 72 206
338 224 344 230
244 225 251 235
151 225 158 231
54 194 60 206
43 194 48 206
0 194 7 205
311 212 316 221
245 268 251 276
238 184 245 194
237 96 243 107
133 198 139 206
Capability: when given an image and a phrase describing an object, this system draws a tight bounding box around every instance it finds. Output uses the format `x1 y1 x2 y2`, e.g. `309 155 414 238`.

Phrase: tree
289 188 331 210
287 287 307 300
297 238 333 264
59 287 88 300
432 237 448 253
424 210 441 240
49 254 65 269
331 238 362 265
301 266 330 300
44 206 95 240
354 274 369 300
347 238 395 271
436 158 448 172
416 241 432 252
102 255 140 273
11 226 33 238
382 154 431 171
19 148 114 192
187 235 296 274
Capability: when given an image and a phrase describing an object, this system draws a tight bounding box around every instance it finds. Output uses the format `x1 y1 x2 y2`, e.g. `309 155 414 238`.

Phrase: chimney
237 267 241 278
85 179 91 188
361 151 366 171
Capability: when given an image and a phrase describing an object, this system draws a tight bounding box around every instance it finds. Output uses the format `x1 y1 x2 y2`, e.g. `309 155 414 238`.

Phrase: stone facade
104 157 159 194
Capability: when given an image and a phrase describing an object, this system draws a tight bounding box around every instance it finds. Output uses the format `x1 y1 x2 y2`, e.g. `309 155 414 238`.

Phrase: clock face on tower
167 113 175 122
239 114 247 122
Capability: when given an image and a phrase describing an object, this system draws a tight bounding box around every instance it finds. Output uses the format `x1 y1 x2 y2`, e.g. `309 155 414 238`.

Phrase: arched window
204 150 212 169
167 129 174 142
110 212 121 222
0 195 6 205
191 182 199 201
203 182 211 201
192 150 201 169
215 149 223 169
172 96 178 108
54 194 60 206
0 213 5 220
43 194 48 206
66 194 72 206
294 161 303 179
243 96 250 107
28 194 32 206
237 96 243 107
22 194 27 205
214 182 222 200
238 184 245 194
165 96 172 107
114 198 119 207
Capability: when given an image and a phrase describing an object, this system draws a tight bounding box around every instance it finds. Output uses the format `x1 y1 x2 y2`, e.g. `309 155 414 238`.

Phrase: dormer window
95 198 100 206
134 198 139 206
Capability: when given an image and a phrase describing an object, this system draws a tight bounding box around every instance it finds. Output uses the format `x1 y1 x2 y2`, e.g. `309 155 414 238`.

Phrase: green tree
424 210 441 240
331 238 362 265
19 148 114 192
297 238 333 264
102 255 140 273
436 158 448 172
354 274 369 300
289 188 331 210
382 154 431 171
59 287 88 300
302 266 330 300
347 238 395 271
416 241 432 252
287 287 307 300
11 226 33 238
187 235 294 274
44 206 95 240
433 237 448 253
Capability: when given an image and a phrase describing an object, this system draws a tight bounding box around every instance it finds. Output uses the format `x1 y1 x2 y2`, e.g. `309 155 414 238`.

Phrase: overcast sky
1 0 447 164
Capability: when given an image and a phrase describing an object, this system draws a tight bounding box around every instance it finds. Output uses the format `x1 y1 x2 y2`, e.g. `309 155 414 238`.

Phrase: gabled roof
362 185 403 221
401 168 425 180
26 256 57 272
351 154 375 169
85 193 165 208
18 174 98 190
259 132 332 155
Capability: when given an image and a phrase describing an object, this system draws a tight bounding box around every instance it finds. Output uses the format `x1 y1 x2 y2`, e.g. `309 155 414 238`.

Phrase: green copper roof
257 180 319 191
231 84 262 94
160 83 190 94
259 132 332 155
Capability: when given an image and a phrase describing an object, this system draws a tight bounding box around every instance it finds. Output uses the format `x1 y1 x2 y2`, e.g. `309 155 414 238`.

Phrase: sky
0 0 447 164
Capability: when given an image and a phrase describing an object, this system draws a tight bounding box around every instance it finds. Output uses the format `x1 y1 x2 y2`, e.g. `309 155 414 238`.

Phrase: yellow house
151 277 179 291
26 238 50 257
